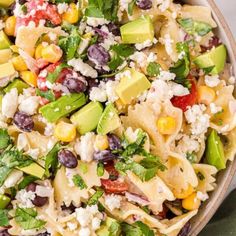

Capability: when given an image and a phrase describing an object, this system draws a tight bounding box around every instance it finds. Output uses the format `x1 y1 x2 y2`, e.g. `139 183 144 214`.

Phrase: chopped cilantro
18 175 39 190
15 208 46 230
147 62 161 77
121 221 155 236
0 128 11 149
0 209 9 227
73 174 87 190
46 63 69 83
36 89 56 102
186 152 197 164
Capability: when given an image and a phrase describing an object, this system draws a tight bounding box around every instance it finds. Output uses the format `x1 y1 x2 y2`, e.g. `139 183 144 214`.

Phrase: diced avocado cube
115 68 151 104
0 194 11 209
206 130 226 170
0 62 15 78
194 44 227 75
120 16 154 44
0 49 12 64
0 31 11 50
18 163 45 179
96 217 121 236
4 79 29 94
71 101 103 135
0 0 14 7
97 103 121 135
39 93 86 123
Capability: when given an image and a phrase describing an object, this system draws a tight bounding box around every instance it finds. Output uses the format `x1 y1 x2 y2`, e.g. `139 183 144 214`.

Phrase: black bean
178 222 191 236
93 150 118 162
136 0 152 10
58 149 78 168
107 134 121 150
61 203 76 213
87 44 110 66
0 230 11 236
13 111 34 132
107 23 120 36
62 77 87 93
26 183 48 207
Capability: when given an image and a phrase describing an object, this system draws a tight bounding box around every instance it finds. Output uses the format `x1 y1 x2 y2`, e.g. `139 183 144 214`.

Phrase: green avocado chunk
120 16 154 44
4 79 29 94
0 0 14 7
70 101 103 135
39 93 86 123
194 44 227 75
96 217 121 236
18 163 45 179
206 130 226 170
0 194 10 209
0 31 11 50
97 103 121 135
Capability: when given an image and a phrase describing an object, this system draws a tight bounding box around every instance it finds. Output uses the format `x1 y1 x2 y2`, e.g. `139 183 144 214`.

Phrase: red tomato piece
101 179 128 194
104 162 119 180
57 68 73 84
171 76 197 112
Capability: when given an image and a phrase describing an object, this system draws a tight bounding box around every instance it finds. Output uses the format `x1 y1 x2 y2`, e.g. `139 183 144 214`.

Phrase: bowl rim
188 0 236 235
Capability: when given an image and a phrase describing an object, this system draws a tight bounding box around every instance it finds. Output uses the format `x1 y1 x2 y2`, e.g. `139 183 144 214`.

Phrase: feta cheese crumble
205 75 220 87
104 194 122 211
15 189 36 208
87 17 110 27
209 103 222 114
57 3 69 14
135 38 158 51
2 88 18 118
160 34 174 56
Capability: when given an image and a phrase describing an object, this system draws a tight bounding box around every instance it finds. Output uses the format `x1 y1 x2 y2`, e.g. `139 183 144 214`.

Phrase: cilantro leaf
46 63 69 83
15 208 46 230
36 89 56 102
202 65 215 75
108 56 124 71
133 221 155 236
121 221 155 236
0 209 9 227
18 175 39 190
147 62 161 77
85 0 119 21
111 44 135 58
44 143 62 178
178 18 212 36
0 166 12 187
87 189 104 206
73 174 87 190
0 128 10 149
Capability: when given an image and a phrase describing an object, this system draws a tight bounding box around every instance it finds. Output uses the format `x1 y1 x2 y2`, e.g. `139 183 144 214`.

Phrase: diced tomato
37 76 47 91
16 0 61 31
171 76 197 112
104 162 119 180
57 68 73 84
45 62 61 73
101 179 129 194
39 97 50 105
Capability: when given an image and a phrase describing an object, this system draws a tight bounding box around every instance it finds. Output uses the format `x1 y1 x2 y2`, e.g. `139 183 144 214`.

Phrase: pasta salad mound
0 0 235 235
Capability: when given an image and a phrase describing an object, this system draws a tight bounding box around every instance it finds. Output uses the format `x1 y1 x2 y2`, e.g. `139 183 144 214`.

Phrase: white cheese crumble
135 38 158 51
209 103 222 114
157 71 176 81
68 58 98 78
79 228 90 236
205 75 220 87
169 82 190 96
18 94 40 116
185 105 210 135
147 52 158 63
74 133 96 162
228 76 236 85
197 191 209 201
160 34 173 56
129 51 147 67
87 17 110 27
104 194 122 211
57 3 69 14
15 189 36 208
2 88 18 118
89 86 107 102
91 217 102 230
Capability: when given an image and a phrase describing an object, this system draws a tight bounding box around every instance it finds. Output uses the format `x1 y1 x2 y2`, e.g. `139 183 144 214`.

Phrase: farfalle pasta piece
223 127 236 161
126 171 175 213
158 152 198 193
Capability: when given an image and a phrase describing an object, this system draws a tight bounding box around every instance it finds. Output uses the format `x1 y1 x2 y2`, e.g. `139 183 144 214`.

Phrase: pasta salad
0 0 236 235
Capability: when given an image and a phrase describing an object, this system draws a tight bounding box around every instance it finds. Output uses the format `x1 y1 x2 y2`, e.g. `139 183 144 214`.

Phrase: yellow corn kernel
94 135 109 151
198 85 216 105
62 3 80 24
10 45 19 53
157 116 176 135
54 121 77 142
12 56 28 71
173 185 194 199
83 32 93 40
34 44 45 60
41 44 62 63
20 71 37 87
4 16 16 36
182 192 201 211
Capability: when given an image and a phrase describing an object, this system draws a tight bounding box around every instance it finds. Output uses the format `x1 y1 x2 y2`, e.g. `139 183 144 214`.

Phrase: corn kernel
34 44 45 60
62 3 80 24
12 56 28 71
157 116 176 135
94 135 109 151
198 85 216 105
83 32 93 39
54 121 77 142
173 185 194 199
4 16 16 36
41 44 62 63
20 71 37 87
182 192 201 211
